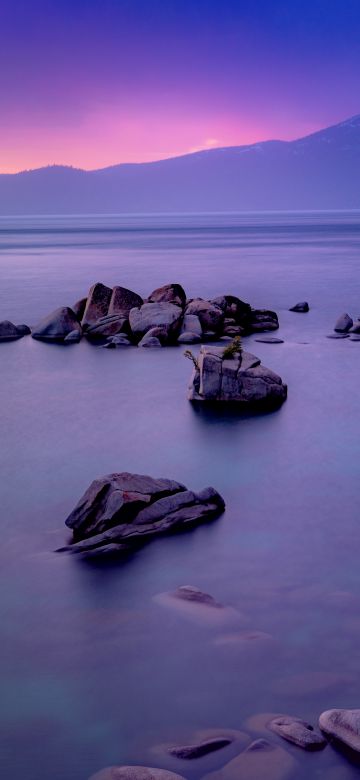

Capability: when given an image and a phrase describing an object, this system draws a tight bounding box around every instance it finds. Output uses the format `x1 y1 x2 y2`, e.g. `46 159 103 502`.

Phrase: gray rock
108 286 143 317
0 321 26 341
82 282 113 329
255 337 284 344
188 346 287 408
268 715 327 751
222 326 244 337
350 334 360 341
327 333 350 339
148 283 186 308
138 334 162 348
185 299 224 333
72 298 87 321
60 473 225 554
107 335 132 346
129 302 183 343
64 329 81 343
32 307 81 342
249 309 279 332
319 709 360 753
349 320 360 334
15 323 31 336
211 295 252 326
178 331 201 344
289 302 309 312
89 767 186 780
168 737 232 758
181 314 202 336
334 313 353 332
172 585 222 607
86 315 128 339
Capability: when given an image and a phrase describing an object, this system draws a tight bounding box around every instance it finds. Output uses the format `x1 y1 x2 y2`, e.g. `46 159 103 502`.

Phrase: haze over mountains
1 115 359 214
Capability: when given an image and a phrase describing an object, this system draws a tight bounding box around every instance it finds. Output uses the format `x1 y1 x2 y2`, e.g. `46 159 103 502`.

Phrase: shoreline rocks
319 709 360 754
32 307 81 342
0 320 31 341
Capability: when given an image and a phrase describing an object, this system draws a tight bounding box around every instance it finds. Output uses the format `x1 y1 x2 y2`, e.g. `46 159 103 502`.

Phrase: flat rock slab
268 715 327 751
89 768 186 780
254 337 284 344
154 585 241 627
319 709 360 753
168 737 232 759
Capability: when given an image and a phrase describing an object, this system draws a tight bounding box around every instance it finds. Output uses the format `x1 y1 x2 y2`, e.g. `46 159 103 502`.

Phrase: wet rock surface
0 320 30 341
289 301 309 312
334 313 353 332
32 307 81 342
168 736 232 759
268 715 327 750
89 768 186 780
319 709 360 753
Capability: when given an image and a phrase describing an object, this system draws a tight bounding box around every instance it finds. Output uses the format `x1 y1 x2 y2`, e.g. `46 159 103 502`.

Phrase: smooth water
1 212 360 780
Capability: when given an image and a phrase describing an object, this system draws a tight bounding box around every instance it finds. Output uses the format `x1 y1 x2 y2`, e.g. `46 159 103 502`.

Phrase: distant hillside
0 115 360 214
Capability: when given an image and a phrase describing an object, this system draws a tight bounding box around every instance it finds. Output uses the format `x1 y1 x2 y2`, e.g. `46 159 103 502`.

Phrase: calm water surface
1 212 360 780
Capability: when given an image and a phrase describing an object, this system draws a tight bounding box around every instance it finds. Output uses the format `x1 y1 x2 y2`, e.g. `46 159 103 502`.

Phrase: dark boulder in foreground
32 307 81 342
268 715 327 750
168 736 232 758
289 301 309 312
89 768 186 780
334 313 353 332
59 472 225 556
0 320 30 341
319 709 360 753
188 345 287 408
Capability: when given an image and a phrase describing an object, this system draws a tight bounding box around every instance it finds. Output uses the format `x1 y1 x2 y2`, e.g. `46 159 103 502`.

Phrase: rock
202 739 295 780
222 326 244 337
86 315 128 339
129 302 183 343
178 332 201 344
181 314 202 336
350 334 360 341
108 286 143 317
185 299 224 333
268 715 327 751
59 473 225 553
148 283 186 308
289 302 309 312
188 346 287 408
319 709 360 753
138 334 162 348
82 282 113 329
102 341 117 349
168 737 232 759
172 585 223 607
72 298 87 321
349 321 360 334
89 767 186 780
154 584 240 628
255 337 284 344
32 307 81 342
334 313 353 332
211 295 252 326
64 329 81 343
106 335 132 346
0 321 27 341
326 333 350 339
248 309 279 332
15 323 31 336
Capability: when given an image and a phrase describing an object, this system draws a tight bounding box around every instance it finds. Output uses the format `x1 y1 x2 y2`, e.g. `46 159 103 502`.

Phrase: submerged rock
327 333 350 339
89 767 186 780
319 709 360 753
334 313 353 333
268 715 327 751
289 302 309 312
255 337 284 344
168 737 232 759
32 307 81 342
172 585 223 607
59 472 225 555
188 345 287 408
202 739 295 780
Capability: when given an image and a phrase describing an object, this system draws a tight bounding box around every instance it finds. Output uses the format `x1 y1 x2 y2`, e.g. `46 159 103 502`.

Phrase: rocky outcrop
32 307 81 342
58 472 225 556
89 768 186 780
268 715 327 750
148 283 186 307
319 709 360 753
188 346 287 408
334 313 353 332
289 302 309 312
129 302 183 343
0 321 30 341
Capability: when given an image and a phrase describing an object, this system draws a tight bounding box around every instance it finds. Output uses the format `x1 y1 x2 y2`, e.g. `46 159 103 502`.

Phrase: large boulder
185 299 224 333
82 283 113 329
248 309 279 332
72 298 87 321
319 709 360 753
86 314 128 339
108 286 143 317
289 301 309 313
89 768 186 780
181 313 202 336
32 307 81 342
58 472 225 555
334 313 353 333
211 295 252 326
188 345 287 408
148 283 186 308
268 715 327 750
129 302 183 343
0 321 28 342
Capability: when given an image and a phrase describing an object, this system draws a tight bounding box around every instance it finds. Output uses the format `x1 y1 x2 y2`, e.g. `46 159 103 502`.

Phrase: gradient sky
1 0 360 173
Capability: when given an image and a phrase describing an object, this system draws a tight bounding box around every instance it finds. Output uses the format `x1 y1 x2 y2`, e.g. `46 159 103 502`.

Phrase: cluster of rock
328 312 360 340
88 708 360 779
0 321 31 342
0 281 280 347
188 345 287 408
57 472 225 557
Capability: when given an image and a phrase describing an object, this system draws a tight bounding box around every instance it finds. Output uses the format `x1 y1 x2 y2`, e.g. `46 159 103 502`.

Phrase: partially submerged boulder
289 302 309 313
89 768 186 780
86 314 128 339
129 302 183 343
188 345 287 408
185 299 224 333
58 472 225 555
319 709 360 753
268 715 327 751
0 320 29 342
334 313 353 333
202 739 295 780
249 309 279 332
168 736 232 759
32 307 81 342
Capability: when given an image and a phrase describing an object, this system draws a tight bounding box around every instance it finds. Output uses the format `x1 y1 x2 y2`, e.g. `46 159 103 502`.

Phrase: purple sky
1 0 360 172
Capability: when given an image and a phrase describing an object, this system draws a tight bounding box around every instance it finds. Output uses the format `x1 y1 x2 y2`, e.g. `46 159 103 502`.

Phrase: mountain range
1 115 359 214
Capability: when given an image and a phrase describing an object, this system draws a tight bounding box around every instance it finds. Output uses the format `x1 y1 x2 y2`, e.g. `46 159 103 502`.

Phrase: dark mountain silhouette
1 115 359 214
